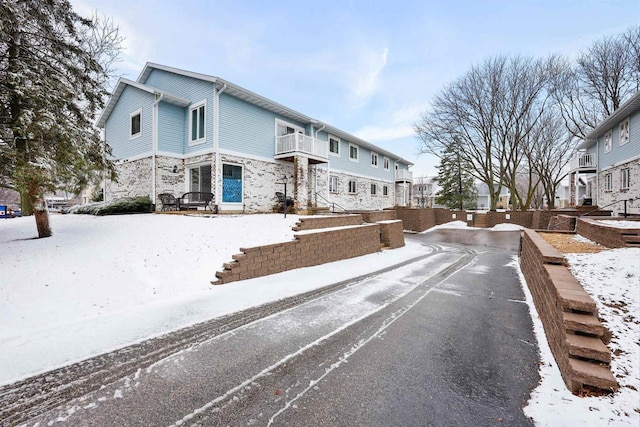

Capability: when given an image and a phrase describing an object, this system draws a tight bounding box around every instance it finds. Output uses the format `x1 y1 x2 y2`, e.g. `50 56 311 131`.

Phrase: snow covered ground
1 213 638 425
0 213 428 384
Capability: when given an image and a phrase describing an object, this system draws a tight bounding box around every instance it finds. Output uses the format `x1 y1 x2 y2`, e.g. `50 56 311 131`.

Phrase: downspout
595 139 599 207
314 124 326 206
152 93 164 209
214 83 227 207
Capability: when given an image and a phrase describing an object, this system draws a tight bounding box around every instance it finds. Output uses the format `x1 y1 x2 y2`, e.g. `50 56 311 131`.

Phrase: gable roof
579 91 640 149
96 78 190 128
137 63 414 166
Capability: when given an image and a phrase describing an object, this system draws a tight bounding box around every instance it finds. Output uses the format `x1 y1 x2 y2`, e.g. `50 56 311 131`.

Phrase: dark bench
178 192 218 213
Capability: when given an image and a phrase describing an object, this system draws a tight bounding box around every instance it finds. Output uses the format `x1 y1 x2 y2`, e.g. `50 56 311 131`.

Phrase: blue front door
222 164 242 203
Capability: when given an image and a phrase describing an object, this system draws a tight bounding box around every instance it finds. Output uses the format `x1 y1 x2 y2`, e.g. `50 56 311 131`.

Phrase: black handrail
548 197 638 231
313 192 350 214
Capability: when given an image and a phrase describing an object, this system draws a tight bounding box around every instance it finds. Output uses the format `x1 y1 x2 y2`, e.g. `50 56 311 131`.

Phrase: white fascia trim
156 148 215 159
218 148 285 164
113 152 153 163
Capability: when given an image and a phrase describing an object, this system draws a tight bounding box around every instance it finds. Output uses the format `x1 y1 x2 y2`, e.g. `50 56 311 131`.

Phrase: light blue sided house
97 63 414 213
569 91 640 216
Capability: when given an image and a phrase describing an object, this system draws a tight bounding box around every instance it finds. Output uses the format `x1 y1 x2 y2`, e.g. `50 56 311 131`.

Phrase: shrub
71 196 153 215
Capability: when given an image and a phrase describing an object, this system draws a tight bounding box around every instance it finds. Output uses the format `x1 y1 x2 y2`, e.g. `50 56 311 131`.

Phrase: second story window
604 131 612 153
130 109 142 139
329 136 340 155
619 118 629 145
371 152 378 167
383 157 390 170
349 144 359 161
190 101 206 143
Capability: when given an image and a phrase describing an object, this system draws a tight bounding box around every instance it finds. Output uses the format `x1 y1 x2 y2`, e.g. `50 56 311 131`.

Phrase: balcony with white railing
569 152 597 172
275 133 328 163
395 169 413 182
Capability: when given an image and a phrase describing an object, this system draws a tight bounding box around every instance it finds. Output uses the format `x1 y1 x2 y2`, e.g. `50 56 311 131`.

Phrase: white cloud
354 123 414 143
349 47 389 103
354 102 428 143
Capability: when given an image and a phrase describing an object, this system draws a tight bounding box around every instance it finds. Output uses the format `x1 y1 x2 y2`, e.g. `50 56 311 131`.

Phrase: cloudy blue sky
72 0 640 177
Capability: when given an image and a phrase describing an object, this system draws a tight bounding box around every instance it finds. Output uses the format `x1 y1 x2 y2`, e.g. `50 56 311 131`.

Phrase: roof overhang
96 78 189 128
579 91 640 149
131 62 414 166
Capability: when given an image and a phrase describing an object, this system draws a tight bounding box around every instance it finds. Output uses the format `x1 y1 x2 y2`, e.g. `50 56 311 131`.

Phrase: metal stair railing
313 192 350 214
547 197 639 231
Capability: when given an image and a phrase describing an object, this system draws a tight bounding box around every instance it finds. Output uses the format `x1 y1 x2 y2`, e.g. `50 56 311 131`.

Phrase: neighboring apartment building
476 183 510 210
97 63 413 213
412 177 439 208
569 91 640 216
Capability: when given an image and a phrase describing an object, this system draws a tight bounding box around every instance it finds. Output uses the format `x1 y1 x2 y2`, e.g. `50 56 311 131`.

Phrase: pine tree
434 144 477 210
0 0 119 237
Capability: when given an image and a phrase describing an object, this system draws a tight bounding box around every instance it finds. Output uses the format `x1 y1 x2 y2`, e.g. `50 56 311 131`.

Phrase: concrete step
569 358 618 392
563 312 607 339
566 334 611 363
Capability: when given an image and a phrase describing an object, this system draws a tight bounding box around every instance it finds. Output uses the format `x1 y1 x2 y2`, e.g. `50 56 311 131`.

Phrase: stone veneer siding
109 153 407 213
520 229 617 392
596 158 640 216
576 217 640 248
219 154 295 213
326 170 395 211
107 157 153 202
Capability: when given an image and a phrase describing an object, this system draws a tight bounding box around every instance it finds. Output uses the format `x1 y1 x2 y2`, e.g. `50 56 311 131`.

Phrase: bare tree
553 27 639 138
624 25 640 91
528 110 576 209
416 55 554 210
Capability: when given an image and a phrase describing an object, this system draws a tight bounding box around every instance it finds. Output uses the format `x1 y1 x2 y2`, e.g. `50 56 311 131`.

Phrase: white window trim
371 183 377 195
349 143 359 162
221 162 244 205
383 185 389 196
619 118 630 146
604 172 612 192
329 175 338 193
383 156 390 171
604 130 612 153
348 179 357 194
130 108 142 140
621 168 630 190
371 152 379 168
328 135 340 157
189 100 207 146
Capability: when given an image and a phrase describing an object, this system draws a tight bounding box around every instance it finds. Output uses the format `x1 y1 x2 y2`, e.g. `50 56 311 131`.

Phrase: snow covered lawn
2 213 638 425
0 213 428 385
